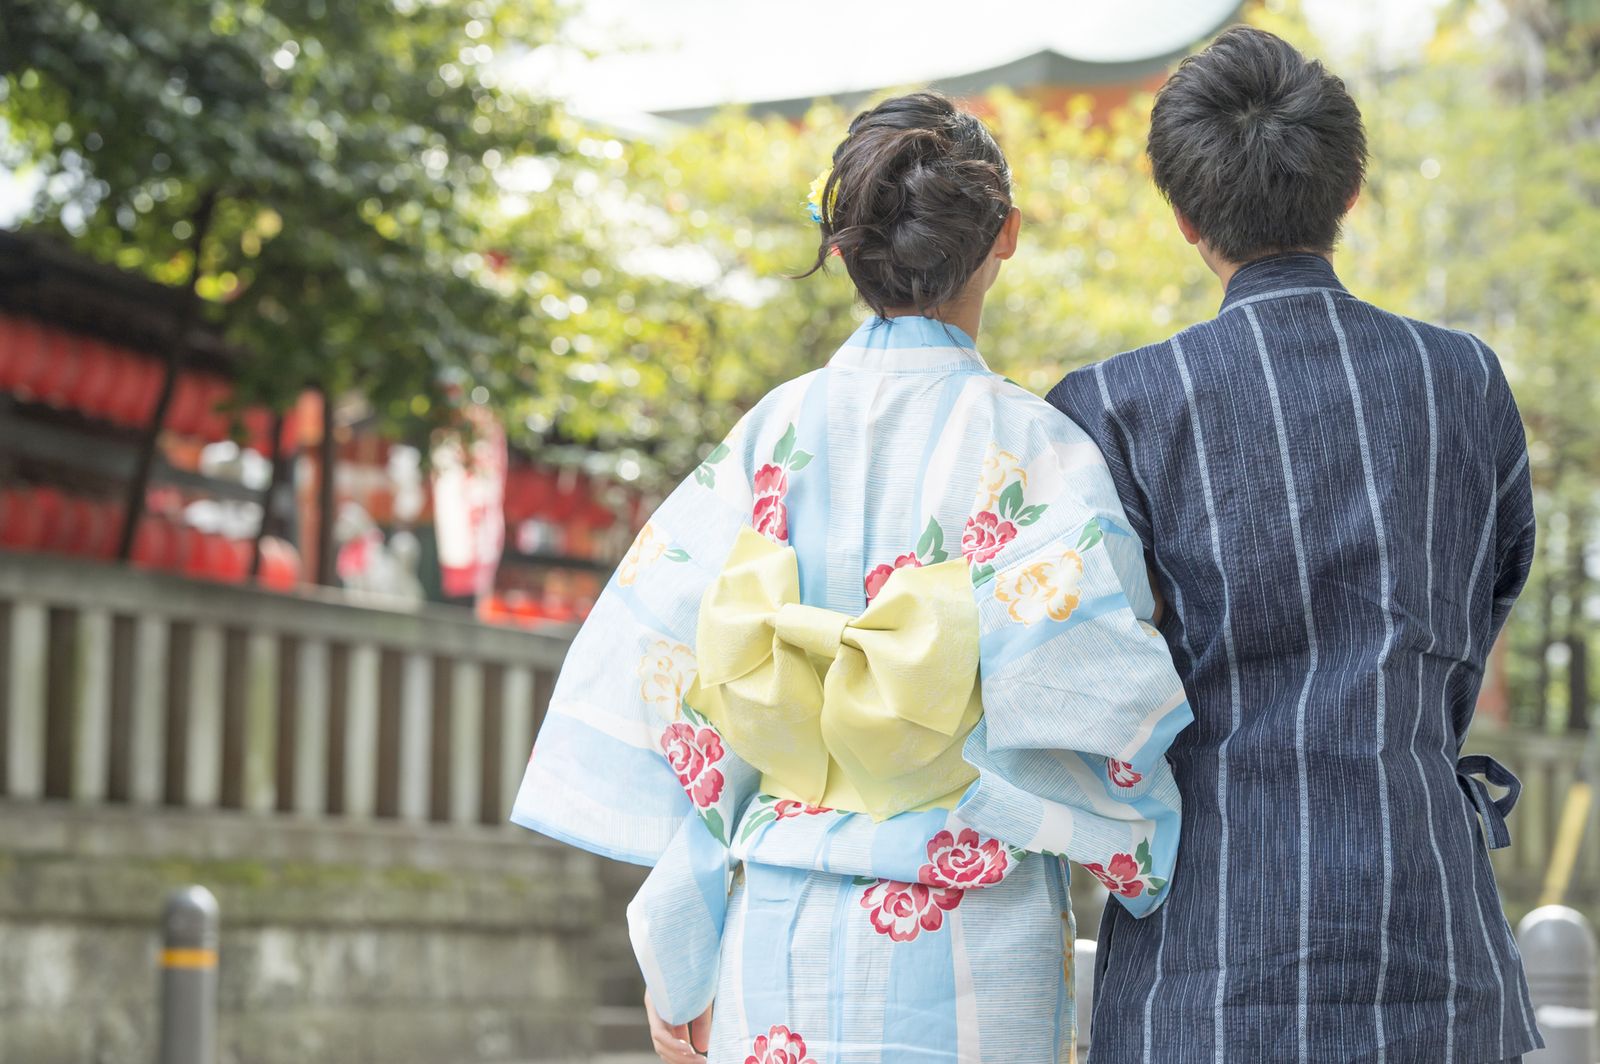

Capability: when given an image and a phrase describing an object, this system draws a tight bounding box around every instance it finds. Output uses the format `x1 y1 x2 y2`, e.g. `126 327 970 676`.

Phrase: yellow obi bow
686 527 982 820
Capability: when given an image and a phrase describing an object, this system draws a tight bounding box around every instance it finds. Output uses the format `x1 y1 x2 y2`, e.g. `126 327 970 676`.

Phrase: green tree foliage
0 0 565 421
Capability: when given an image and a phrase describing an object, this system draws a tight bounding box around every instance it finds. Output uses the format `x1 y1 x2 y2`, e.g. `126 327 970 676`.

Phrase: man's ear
1345 188 1361 214
992 207 1022 261
1173 207 1202 246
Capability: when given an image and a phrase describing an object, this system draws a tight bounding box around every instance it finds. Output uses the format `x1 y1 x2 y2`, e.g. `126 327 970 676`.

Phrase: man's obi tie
1457 753 1522 850
686 527 983 821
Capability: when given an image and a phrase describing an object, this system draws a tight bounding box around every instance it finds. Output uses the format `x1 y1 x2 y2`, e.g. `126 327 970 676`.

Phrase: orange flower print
617 522 667 587
993 548 1084 625
637 639 695 718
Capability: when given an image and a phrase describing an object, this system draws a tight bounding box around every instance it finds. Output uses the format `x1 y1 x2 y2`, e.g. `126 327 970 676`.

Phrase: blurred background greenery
0 0 1595 723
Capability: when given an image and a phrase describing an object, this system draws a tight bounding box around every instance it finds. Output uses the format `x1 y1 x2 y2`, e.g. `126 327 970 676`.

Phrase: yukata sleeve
509 417 766 1023
953 421 1192 918
510 416 759 862
1485 355 1535 639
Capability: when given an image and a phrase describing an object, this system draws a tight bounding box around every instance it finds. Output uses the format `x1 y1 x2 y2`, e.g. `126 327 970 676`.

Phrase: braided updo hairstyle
802 92 1014 318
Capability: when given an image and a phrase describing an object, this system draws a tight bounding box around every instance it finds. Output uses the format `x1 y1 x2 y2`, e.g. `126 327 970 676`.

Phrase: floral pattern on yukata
964 441 1050 585
660 702 737 844
1083 838 1166 899
860 878 964 942
1108 758 1142 788
617 522 689 587
863 516 950 601
745 1025 819 1064
918 827 1011 888
638 639 695 718
751 424 812 543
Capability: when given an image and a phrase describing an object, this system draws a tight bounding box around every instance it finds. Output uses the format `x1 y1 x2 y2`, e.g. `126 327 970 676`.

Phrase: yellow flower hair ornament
806 166 837 224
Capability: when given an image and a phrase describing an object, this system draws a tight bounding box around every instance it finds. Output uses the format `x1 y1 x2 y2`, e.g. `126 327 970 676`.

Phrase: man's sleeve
1047 363 1154 547
1485 354 1536 639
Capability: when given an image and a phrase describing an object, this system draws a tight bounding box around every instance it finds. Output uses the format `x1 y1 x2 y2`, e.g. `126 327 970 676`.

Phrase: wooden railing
0 553 570 826
2 549 1594 922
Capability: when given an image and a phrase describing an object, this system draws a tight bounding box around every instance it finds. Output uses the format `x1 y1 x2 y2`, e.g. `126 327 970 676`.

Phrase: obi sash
686 527 982 820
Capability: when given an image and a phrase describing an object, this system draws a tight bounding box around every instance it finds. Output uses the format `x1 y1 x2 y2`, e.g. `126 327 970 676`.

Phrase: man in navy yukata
1050 27 1541 1064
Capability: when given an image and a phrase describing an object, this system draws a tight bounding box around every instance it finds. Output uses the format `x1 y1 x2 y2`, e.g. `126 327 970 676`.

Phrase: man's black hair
1147 26 1368 264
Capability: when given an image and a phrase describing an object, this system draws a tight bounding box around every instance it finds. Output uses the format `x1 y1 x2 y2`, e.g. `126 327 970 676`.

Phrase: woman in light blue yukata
511 93 1192 1064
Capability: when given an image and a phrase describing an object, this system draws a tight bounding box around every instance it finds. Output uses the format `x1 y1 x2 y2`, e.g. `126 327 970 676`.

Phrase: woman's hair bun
803 92 1012 317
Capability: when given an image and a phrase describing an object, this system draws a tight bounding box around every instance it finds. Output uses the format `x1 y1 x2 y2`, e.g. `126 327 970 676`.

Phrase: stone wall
0 802 603 1064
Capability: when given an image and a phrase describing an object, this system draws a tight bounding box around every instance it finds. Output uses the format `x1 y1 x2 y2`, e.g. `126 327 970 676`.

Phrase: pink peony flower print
659 722 726 808
863 551 922 601
774 799 833 819
745 1025 818 1064
1108 759 1143 788
752 464 789 542
918 828 1010 888
859 879 964 942
1084 852 1145 898
961 510 1017 564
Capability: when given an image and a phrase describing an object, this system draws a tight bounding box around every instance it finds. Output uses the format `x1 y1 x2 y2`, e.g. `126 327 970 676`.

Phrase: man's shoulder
1049 321 1214 414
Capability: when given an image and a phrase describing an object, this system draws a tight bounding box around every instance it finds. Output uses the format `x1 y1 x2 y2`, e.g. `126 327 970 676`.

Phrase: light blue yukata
511 316 1193 1063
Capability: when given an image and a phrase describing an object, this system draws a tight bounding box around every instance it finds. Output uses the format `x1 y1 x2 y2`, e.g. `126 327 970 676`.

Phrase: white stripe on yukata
1399 318 1459 1061
1172 334 1244 1064
949 906 982 1062
1248 303 1321 1063
1142 903 1170 1063
1324 295 1399 1060
1437 471 1499 1061
1498 453 1529 501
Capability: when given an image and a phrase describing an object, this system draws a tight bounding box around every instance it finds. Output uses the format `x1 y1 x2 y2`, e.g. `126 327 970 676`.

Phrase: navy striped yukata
1048 254 1541 1064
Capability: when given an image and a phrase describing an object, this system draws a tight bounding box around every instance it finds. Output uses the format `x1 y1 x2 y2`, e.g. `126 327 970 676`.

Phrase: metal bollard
159 885 219 1064
1075 937 1097 1060
1517 904 1597 1064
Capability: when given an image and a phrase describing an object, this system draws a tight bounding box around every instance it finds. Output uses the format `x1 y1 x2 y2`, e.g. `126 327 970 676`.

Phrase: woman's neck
882 298 982 344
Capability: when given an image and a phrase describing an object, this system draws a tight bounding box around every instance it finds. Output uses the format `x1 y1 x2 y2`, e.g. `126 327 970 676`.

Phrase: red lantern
168 373 207 437
198 377 232 442
71 338 116 419
132 516 180 571
32 329 82 408
0 316 47 396
126 357 166 428
256 535 301 592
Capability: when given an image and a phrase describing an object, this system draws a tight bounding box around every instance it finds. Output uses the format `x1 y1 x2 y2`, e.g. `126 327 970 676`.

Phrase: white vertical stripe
71 608 112 802
1401 320 1459 1062
1462 331 1491 397
948 905 982 1062
293 638 329 815
1171 335 1243 1064
129 613 168 805
242 631 277 813
1326 295 1398 1060
343 642 379 818
450 658 484 824
1141 902 1170 1063
1496 453 1528 502
498 664 533 827
5 600 47 798
399 652 434 822
1247 304 1321 1064
185 623 224 807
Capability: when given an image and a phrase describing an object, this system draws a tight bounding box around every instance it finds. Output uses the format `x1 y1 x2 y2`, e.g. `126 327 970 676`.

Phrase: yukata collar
1218 252 1349 314
828 315 990 374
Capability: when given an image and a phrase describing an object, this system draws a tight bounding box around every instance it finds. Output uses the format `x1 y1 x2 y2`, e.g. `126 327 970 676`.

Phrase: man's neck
1207 248 1334 293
